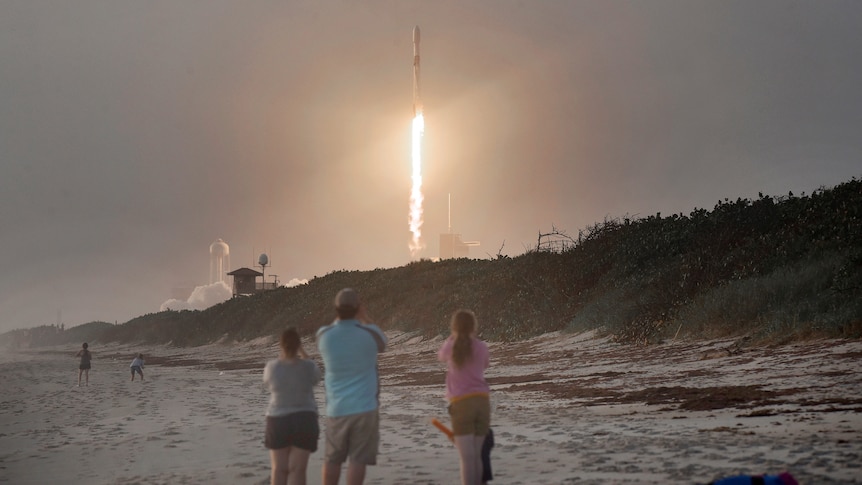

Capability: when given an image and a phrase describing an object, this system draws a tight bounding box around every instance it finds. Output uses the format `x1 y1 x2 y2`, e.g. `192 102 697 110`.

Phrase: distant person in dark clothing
75 342 91 386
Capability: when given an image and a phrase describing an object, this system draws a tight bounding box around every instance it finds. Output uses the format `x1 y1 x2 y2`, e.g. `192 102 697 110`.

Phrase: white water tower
210 239 231 284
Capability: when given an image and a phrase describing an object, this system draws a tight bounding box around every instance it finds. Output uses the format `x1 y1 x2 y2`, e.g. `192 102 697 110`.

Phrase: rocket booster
413 25 421 116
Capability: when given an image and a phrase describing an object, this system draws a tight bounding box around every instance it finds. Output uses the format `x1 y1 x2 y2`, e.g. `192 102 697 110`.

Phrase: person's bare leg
471 435 484 485
286 447 310 485
270 448 291 485
345 462 366 485
322 462 341 485
84 369 89 386
78 369 83 386
455 435 483 485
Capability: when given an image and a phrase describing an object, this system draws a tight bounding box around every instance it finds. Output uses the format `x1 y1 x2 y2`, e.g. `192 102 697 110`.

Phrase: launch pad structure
439 194 479 259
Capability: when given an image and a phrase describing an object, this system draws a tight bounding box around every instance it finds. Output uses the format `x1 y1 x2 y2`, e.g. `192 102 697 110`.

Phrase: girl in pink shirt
438 310 490 485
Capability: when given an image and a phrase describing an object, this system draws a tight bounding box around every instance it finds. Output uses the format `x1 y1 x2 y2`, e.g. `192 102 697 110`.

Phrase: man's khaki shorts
325 409 379 465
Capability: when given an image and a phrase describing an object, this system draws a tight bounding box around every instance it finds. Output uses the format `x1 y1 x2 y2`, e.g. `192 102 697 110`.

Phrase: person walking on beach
130 353 145 381
263 327 321 485
75 342 92 386
317 288 387 485
438 310 491 485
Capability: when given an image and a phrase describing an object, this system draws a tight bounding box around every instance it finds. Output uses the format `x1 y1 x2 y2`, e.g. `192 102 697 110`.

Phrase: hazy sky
2 1 860 332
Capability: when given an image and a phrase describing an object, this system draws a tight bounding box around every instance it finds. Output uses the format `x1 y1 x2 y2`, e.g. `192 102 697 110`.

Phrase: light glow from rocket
409 111 425 257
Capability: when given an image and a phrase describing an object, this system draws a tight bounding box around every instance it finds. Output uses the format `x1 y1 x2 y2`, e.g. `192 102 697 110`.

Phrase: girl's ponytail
450 310 477 368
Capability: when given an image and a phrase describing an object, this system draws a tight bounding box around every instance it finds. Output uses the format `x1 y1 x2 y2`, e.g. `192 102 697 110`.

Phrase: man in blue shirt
317 288 387 485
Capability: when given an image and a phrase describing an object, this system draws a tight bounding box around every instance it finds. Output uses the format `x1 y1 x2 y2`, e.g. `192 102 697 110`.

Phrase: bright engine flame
408 112 425 257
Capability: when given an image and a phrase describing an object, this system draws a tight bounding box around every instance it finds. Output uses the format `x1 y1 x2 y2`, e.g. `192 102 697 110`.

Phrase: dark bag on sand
709 472 797 485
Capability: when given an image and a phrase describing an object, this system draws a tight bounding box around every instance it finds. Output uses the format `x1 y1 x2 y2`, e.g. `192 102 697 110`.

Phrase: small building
226 267 277 296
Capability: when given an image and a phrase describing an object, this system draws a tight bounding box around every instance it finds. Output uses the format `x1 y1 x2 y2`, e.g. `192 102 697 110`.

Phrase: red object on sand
431 418 454 441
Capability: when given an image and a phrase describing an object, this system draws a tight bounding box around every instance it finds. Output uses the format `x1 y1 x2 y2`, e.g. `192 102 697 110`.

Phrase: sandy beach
1 331 860 484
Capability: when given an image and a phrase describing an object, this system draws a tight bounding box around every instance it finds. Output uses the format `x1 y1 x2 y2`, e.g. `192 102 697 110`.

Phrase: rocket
413 25 422 116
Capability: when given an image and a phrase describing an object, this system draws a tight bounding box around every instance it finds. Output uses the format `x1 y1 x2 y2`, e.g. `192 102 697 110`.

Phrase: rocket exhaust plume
409 25 425 257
